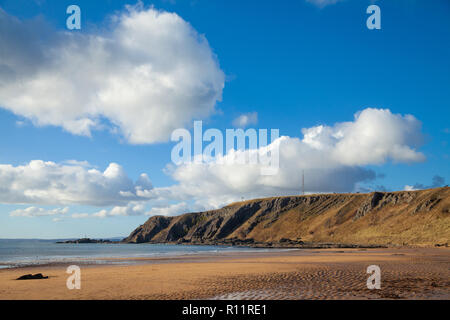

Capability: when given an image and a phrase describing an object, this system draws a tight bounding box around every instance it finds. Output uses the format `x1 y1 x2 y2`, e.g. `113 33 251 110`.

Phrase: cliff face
123 187 450 247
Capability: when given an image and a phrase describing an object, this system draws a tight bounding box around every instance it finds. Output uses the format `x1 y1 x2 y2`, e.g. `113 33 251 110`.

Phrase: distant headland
56 238 118 244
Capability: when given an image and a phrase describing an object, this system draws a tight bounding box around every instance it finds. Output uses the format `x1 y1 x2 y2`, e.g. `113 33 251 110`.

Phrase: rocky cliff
123 187 450 247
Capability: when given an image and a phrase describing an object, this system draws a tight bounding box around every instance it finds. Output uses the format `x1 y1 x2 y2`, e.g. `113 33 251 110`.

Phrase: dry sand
0 248 449 300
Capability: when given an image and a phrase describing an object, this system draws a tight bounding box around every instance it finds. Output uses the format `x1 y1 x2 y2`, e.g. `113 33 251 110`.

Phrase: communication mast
302 170 305 196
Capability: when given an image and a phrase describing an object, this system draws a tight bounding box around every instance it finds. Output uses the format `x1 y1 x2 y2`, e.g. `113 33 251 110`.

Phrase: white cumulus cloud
0 5 224 143
232 112 258 128
74 203 148 218
0 160 153 206
302 108 425 166
10 206 69 217
145 202 205 216
306 0 345 8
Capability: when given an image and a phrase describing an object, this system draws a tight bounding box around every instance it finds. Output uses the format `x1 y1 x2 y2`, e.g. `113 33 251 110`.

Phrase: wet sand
0 248 449 300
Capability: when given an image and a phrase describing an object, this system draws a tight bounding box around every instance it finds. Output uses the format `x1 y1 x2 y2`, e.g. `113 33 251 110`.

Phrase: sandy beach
0 248 449 300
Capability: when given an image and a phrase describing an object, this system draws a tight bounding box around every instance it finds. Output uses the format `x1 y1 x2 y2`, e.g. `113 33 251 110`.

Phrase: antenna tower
302 170 305 195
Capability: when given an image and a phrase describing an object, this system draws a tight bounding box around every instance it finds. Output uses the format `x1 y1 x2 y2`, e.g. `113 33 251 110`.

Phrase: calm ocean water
0 239 273 269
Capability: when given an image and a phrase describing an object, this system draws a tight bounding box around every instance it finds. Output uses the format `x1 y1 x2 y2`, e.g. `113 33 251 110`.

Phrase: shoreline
0 246 299 270
1 243 441 271
0 245 447 270
0 247 449 300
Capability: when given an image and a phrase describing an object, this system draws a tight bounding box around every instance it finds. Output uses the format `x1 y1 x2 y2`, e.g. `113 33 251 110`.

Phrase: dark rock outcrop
354 192 385 220
16 273 48 280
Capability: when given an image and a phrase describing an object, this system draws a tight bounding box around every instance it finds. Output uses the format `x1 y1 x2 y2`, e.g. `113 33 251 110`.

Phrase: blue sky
0 0 449 238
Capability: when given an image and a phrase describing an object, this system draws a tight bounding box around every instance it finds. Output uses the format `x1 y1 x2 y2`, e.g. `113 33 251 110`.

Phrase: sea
0 239 276 269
